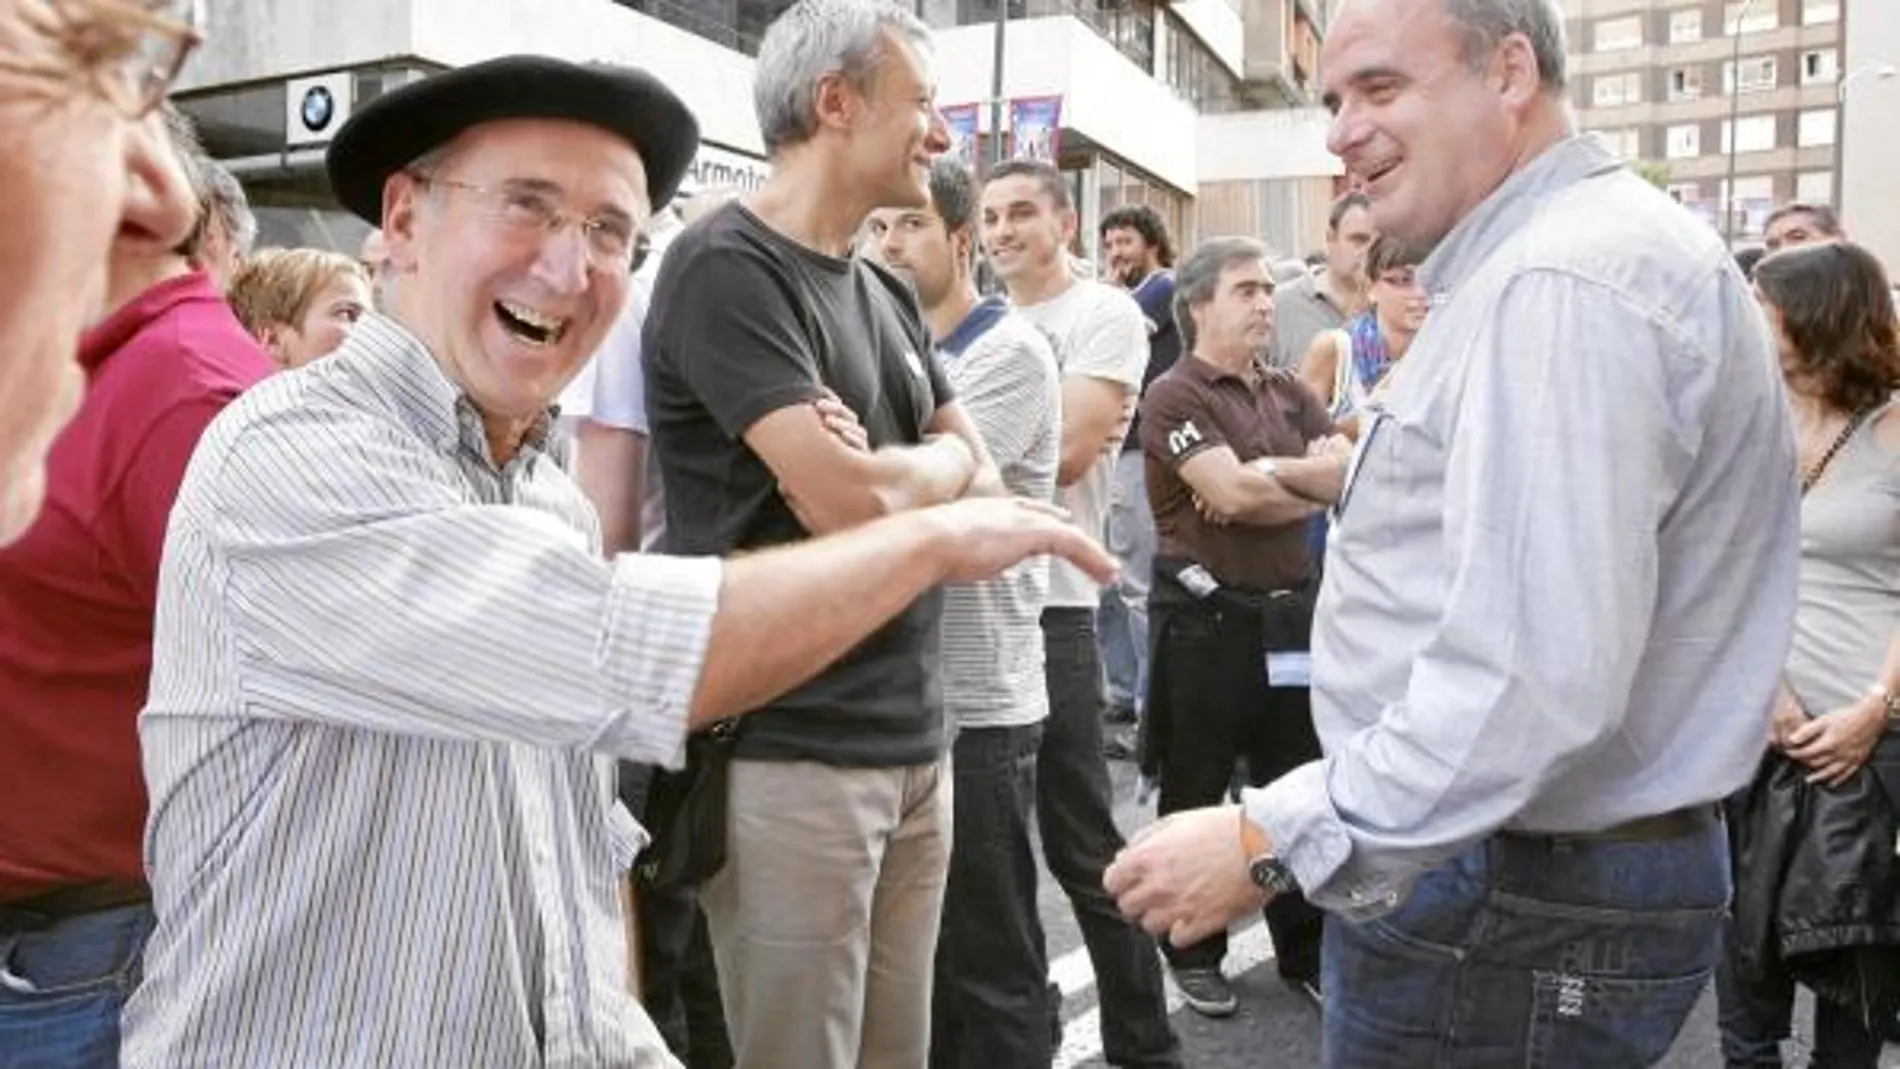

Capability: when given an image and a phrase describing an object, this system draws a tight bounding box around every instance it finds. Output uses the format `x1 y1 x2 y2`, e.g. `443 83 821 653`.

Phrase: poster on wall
1007 96 1063 163
941 104 981 170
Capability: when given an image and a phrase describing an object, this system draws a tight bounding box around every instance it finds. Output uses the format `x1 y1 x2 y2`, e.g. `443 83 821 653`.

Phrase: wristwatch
1238 810 1300 896
1870 685 1900 724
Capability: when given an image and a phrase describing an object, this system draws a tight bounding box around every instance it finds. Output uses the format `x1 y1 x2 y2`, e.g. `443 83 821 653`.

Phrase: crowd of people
0 0 1895 1067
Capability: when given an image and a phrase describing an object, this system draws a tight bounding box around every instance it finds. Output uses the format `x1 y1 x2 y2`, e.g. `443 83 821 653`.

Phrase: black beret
325 55 701 225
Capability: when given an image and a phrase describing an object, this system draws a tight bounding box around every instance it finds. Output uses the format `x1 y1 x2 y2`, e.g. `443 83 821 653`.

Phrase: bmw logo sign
300 85 336 133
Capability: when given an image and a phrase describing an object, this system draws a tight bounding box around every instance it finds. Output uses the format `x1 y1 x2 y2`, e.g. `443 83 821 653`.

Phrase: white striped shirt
122 314 719 1067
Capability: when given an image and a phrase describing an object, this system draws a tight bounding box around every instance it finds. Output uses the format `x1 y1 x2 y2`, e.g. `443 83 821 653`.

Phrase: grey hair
1173 236 1271 353
202 162 258 260
926 157 977 233
1442 0 1568 92
753 0 934 156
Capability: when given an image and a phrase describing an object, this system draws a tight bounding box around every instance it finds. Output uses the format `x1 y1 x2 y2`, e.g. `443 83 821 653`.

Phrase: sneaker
1171 967 1238 1018
1103 728 1138 761
1283 975 1323 1013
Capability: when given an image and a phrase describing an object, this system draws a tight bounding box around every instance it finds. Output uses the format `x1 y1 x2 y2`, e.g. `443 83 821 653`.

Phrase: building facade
173 0 1335 263
1567 0 1844 247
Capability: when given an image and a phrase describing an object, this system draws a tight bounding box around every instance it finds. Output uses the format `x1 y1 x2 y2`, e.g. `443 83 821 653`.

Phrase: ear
813 70 862 135
380 172 428 274
1059 206 1079 247
1492 33 1543 112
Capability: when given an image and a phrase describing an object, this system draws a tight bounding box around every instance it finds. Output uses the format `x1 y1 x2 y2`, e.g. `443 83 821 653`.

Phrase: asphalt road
1036 756 1900 1069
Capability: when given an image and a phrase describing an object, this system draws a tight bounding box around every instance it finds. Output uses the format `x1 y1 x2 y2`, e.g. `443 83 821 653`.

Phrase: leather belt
0 880 151 933
1507 804 1716 844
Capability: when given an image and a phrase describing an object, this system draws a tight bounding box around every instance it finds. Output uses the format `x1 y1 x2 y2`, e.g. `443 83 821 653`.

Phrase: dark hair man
1265 192 1374 369
1109 1 1798 1065
1095 204 1181 754
981 156 1182 1069
1762 201 1844 255
1135 236 1348 1017
869 157 1063 1069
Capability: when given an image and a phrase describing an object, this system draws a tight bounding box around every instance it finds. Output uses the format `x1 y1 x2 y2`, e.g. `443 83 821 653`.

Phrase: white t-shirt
1013 279 1148 608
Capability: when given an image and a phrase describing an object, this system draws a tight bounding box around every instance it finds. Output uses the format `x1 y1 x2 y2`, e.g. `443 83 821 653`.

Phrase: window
1722 114 1778 153
1595 127 1641 158
1803 50 1838 85
1593 71 1643 107
1669 7 1703 42
1804 0 1839 25
1796 171 1833 204
1669 66 1704 101
1723 56 1777 94
1724 2 1778 33
1594 16 1642 52
1667 123 1702 159
1798 108 1837 146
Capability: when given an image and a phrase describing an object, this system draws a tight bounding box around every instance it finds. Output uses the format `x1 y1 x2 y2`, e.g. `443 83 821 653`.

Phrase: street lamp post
1721 0 1757 248
1833 61 1899 212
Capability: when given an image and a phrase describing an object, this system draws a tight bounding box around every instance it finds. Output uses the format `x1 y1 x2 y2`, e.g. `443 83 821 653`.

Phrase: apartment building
1568 0 1844 246
171 0 1333 261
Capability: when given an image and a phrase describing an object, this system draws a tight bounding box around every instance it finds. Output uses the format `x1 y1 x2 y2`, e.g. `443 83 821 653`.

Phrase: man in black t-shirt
642 2 1002 1063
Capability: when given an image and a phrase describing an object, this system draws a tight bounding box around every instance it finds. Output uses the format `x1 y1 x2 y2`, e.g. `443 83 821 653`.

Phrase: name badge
1265 651 1312 689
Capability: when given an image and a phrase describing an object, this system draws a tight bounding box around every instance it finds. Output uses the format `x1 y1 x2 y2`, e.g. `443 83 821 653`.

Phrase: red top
0 270 270 902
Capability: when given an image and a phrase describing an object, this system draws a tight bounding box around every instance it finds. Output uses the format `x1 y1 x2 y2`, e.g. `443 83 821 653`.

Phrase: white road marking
1051 922 1277 1069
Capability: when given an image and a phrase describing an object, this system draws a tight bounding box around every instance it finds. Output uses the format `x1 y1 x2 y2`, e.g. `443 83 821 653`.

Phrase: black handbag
635 719 741 891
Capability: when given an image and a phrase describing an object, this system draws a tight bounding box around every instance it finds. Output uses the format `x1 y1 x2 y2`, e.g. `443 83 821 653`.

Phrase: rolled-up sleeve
205 404 720 769
1245 270 1691 917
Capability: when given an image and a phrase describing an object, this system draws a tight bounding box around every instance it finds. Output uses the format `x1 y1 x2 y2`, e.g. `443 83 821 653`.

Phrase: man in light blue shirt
1105 1 1799 1065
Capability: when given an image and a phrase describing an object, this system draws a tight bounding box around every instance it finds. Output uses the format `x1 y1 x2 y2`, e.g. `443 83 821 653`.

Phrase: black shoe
1047 982 1064 1052
1885 1007 1900 1044
1282 975 1323 1013
1171 967 1237 1018
1103 728 1138 761
1104 700 1138 725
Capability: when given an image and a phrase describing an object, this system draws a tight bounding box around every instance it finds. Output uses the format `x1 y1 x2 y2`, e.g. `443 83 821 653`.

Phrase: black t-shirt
642 203 954 767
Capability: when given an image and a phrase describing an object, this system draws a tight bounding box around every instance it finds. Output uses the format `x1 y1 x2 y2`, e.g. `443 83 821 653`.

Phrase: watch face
1250 856 1299 896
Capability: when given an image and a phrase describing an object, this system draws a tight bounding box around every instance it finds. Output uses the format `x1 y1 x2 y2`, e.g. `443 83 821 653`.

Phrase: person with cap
116 55 1112 1067
0 0 200 548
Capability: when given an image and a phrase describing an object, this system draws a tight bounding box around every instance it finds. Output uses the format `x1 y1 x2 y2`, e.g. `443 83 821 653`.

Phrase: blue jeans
1323 820 1727 1068
1040 608 1180 1068
1098 452 1153 713
0 903 155 1069
932 722 1050 1069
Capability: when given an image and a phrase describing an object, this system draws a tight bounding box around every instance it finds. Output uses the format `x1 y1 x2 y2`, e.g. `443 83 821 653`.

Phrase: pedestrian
117 54 1111 1066
1106 2 1799 1065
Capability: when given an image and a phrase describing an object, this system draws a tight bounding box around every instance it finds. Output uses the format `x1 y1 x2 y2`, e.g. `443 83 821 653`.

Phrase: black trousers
1149 595 1325 981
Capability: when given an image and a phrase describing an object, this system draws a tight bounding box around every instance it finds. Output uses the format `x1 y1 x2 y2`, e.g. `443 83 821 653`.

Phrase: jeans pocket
1524 966 1710 1069
0 909 152 1004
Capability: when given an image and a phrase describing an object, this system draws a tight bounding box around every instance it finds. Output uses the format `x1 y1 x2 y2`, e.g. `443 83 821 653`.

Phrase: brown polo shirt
1139 353 1331 591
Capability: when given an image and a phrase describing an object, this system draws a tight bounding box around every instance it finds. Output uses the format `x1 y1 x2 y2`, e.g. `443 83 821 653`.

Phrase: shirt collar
1418 134 1621 299
78 269 223 370
345 313 557 466
938 295 1010 358
1181 351 1269 386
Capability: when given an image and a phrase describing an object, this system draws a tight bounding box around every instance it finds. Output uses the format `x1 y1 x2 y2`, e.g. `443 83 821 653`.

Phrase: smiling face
382 119 648 448
839 31 950 211
978 173 1074 292
1321 0 1525 247
0 3 196 543
1371 263 1429 335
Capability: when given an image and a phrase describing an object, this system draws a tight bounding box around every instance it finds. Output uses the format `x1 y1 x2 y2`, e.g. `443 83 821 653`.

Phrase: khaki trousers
703 757 951 1069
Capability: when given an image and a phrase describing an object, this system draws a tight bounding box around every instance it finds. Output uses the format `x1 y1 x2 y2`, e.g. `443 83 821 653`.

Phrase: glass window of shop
1092 156 1188 259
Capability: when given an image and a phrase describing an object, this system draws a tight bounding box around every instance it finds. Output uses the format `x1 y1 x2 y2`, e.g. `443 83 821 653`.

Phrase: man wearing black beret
118 54 1113 1066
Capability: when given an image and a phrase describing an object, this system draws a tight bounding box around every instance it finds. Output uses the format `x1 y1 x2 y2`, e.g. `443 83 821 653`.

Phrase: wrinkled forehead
435 118 652 217
1320 0 1459 101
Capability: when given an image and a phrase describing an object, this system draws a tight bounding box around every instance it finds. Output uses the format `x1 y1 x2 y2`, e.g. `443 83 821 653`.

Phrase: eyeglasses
3 0 205 118
409 172 652 274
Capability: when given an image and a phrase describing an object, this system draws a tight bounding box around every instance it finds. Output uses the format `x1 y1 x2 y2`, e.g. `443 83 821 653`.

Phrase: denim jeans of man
0 902 155 1069
1322 818 1728 1068
1098 452 1154 714
1713 733 1900 1069
1039 607 1180 1068
932 722 1051 1069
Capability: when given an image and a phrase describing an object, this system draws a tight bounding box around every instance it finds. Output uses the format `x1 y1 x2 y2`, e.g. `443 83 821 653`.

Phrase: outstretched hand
927 497 1118 586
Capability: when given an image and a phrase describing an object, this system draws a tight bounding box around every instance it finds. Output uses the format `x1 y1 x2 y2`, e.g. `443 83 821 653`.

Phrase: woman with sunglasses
0 0 202 546
1298 232 1430 442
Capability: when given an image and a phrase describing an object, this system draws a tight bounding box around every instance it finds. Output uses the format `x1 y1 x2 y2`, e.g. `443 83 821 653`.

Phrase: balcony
1240 0 1321 106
